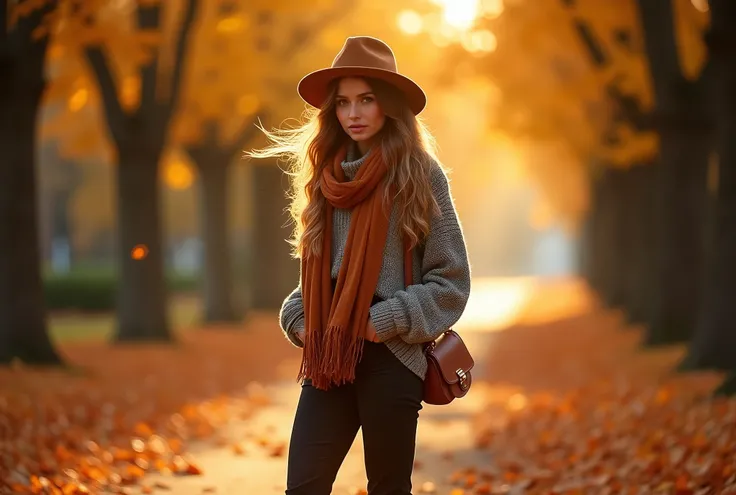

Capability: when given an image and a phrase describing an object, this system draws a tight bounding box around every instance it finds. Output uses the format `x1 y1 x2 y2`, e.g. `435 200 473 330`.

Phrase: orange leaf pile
470 309 736 494
0 316 294 493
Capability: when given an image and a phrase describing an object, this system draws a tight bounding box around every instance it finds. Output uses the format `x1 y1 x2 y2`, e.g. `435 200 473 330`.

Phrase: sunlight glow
441 0 480 30
217 16 244 34
120 77 139 110
691 0 709 12
453 277 595 333
68 88 88 112
164 159 195 190
423 0 503 49
397 10 424 35
461 29 497 53
480 0 505 18
454 277 535 332
507 393 528 411
430 29 452 48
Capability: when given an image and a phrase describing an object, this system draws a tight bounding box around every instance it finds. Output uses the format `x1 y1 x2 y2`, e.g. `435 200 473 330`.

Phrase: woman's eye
362 97 374 103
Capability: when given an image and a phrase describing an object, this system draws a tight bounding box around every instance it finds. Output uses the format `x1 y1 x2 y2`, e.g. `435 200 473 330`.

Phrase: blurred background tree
0 0 62 364
412 0 711 345
174 1 351 321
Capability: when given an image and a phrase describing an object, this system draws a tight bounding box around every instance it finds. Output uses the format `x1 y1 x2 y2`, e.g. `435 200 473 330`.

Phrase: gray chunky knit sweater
278 147 471 380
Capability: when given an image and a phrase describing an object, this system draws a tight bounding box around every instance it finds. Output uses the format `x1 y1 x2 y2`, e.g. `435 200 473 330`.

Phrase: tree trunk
615 167 642 321
85 0 199 342
637 0 712 346
578 182 595 287
645 131 709 345
620 166 643 324
679 0 736 376
249 162 299 310
114 148 171 341
597 169 626 308
627 164 659 327
0 63 63 365
195 156 238 323
584 169 606 296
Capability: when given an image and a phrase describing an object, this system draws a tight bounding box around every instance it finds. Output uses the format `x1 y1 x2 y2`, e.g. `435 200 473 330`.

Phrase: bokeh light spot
131 245 149 260
397 10 423 35
440 0 480 30
691 0 709 13
68 89 88 112
217 16 244 33
163 159 195 190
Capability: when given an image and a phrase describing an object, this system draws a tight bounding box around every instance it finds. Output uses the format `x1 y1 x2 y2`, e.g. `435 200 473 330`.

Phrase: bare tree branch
572 18 608 68
85 46 127 144
2 1 54 59
166 0 199 117
188 3 347 159
606 79 653 132
136 5 160 111
636 0 684 107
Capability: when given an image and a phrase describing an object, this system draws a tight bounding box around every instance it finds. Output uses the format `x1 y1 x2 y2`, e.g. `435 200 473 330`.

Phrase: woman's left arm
369 162 472 345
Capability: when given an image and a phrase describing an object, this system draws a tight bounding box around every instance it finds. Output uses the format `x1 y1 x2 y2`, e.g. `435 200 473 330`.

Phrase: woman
249 36 471 495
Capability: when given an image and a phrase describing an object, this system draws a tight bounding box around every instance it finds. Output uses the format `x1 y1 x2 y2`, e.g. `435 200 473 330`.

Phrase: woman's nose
348 103 360 119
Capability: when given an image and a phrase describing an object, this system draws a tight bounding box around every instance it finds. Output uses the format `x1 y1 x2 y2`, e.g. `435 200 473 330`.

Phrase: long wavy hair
247 77 442 259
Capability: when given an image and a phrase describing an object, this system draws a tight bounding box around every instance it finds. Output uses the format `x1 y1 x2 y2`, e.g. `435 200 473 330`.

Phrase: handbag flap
429 330 474 385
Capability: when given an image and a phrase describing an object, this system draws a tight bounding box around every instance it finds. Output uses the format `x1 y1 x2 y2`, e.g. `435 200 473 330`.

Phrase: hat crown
297 36 426 114
331 36 398 72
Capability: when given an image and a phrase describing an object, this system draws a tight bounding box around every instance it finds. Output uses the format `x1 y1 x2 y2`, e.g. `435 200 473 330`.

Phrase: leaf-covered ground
459 310 736 495
3 283 735 495
0 314 299 494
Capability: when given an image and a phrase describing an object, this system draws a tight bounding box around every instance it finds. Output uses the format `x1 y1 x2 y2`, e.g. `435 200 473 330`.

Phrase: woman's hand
296 327 306 344
363 319 380 342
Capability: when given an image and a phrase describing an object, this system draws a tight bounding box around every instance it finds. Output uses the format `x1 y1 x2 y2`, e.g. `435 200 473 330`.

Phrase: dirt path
136 278 586 494
139 328 495 494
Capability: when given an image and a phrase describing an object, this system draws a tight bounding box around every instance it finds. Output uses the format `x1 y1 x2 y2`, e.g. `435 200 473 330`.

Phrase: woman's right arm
279 286 306 348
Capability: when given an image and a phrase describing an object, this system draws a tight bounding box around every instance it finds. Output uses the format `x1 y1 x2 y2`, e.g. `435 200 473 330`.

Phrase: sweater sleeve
279 285 306 348
369 161 472 344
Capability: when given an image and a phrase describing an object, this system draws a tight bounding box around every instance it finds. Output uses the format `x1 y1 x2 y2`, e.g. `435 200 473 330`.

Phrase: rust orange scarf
298 145 412 390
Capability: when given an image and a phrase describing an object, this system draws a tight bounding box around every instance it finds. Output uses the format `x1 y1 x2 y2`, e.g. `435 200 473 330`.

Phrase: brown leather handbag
422 330 474 405
402 243 474 405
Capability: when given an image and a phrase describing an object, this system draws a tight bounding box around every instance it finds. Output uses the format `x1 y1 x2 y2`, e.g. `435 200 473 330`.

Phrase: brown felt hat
297 36 427 115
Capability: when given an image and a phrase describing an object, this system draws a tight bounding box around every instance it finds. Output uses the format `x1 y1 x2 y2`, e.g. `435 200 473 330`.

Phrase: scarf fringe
297 324 365 391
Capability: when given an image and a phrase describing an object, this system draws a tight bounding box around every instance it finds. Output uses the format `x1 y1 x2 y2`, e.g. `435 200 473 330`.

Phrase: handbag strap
403 236 436 351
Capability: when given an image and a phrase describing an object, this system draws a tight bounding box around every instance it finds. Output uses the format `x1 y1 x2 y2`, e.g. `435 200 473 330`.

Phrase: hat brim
297 66 427 115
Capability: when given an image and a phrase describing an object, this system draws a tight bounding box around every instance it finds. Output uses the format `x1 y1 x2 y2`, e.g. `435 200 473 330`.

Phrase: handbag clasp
456 368 469 391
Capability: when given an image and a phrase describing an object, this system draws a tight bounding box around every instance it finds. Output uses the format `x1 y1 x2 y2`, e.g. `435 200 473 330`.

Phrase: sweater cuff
369 301 399 341
286 315 305 348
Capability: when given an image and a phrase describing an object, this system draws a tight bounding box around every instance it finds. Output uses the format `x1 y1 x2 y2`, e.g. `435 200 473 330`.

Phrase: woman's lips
349 125 367 134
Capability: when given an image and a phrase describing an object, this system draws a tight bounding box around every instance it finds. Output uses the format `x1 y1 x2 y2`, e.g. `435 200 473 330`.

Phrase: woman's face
335 77 386 151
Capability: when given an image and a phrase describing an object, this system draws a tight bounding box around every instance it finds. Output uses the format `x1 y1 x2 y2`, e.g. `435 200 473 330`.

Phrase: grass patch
49 296 203 343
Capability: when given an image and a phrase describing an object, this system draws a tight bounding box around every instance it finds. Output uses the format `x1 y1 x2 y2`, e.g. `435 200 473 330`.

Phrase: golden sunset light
6 0 732 493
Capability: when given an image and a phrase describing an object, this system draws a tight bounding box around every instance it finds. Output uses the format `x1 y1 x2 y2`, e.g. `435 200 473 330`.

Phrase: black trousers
285 341 424 495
